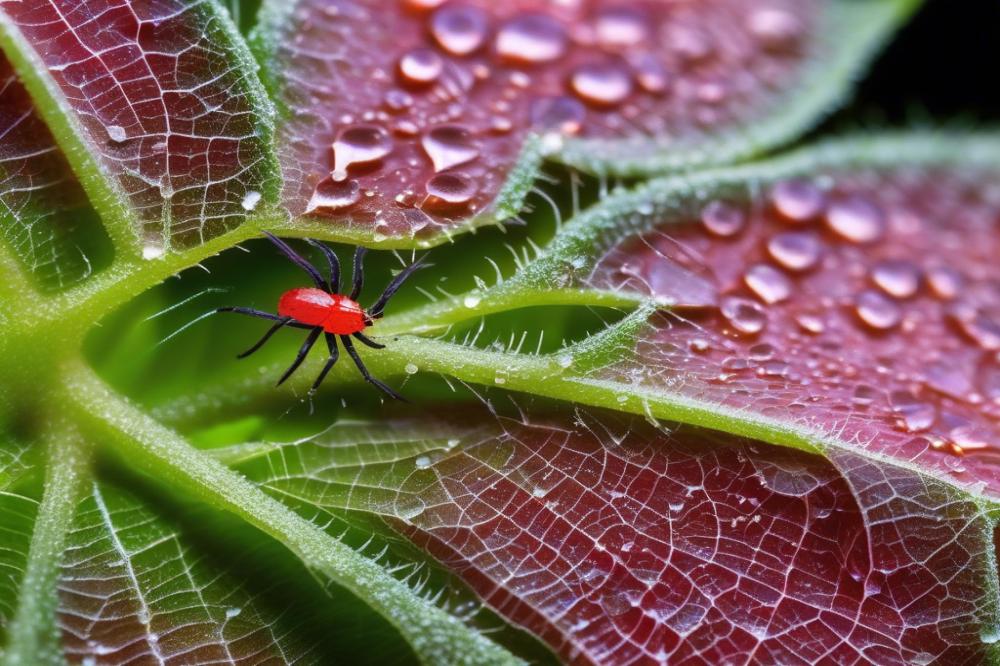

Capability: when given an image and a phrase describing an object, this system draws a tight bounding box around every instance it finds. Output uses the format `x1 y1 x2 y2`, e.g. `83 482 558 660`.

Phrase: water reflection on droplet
871 260 920 299
701 200 745 237
424 172 477 209
422 125 479 172
825 195 885 244
496 13 567 64
721 296 767 335
332 125 393 179
767 231 821 271
593 7 649 49
770 179 825 223
570 61 633 106
431 5 489 56
398 47 444 85
743 263 791 304
307 177 361 212
854 289 901 331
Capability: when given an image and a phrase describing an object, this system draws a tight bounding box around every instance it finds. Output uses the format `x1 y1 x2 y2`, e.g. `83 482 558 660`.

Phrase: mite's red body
278 288 368 335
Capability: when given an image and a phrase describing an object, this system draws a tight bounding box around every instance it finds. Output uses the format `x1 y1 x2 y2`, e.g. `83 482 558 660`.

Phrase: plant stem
62 360 521 666
5 425 90 666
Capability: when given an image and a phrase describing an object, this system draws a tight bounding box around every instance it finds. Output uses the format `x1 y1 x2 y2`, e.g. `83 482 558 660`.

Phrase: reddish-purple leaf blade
582 163 1000 496
0 0 277 251
254 0 907 240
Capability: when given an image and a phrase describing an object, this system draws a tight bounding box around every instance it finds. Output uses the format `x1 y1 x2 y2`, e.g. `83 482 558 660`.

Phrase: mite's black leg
352 332 385 349
276 327 322 386
368 258 429 317
306 239 340 293
310 333 340 392
341 335 406 401
350 246 368 300
237 317 292 359
217 307 312 329
262 231 326 290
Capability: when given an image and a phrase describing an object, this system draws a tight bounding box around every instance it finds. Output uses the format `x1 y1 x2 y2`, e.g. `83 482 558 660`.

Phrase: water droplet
532 486 548 498
631 54 671 94
671 25 714 64
852 384 878 407
307 178 361 213
424 172 477 209
747 8 803 51
333 125 393 178
225 607 242 619
463 295 481 309
871 260 920 299
570 61 633 106
748 343 776 361
890 390 936 432
422 125 479 172
107 124 127 143
530 96 585 135
431 5 489 56
398 48 444 85
769 179 825 222
767 231 822 271
980 626 1000 645
405 363 419 375
415 455 432 469
922 361 972 400
948 304 1000 351
383 89 414 112
701 200 745 237
795 312 825 334
721 296 767 335
241 190 261 211
496 13 567 64
926 267 962 300
854 289 901 331
594 8 649 49
743 264 791 304
825 195 885 244
142 244 165 260
948 424 992 455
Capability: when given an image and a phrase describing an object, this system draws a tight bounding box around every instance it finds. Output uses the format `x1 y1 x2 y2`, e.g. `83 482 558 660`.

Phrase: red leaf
258 0 826 238
388 414 993 664
587 165 1000 496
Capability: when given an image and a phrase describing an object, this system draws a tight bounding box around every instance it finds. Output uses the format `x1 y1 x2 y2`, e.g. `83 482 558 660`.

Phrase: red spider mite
217 232 427 400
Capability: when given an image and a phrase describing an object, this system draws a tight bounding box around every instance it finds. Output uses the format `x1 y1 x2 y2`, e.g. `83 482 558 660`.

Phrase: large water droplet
307 177 361 213
721 296 768 335
854 289 901 331
825 195 885 244
530 96 586 135
496 13 567 64
398 47 444 85
332 125 393 179
767 231 822 271
593 7 649 49
871 260 920 299
923 361 973 401
570 61 633 106
743 264 791 304
424 172 477 209
422 125 479 172
701 200 745 237
431 5 489 56
769 179 825 223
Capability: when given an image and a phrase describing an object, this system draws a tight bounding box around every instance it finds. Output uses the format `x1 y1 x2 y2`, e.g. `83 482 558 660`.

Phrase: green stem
63 361 520 666
0 240 36 314
5 425 90 666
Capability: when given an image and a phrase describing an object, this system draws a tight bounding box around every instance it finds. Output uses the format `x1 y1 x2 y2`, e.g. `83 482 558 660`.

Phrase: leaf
252 0 913 241
0 54 102 291
0 490 36 642
223 411 1000 664
0 0 279 254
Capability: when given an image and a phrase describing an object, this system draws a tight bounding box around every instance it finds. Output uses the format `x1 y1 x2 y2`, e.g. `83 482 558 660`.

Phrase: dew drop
632 54 671 95
767 231 822 271
671 25 714 64
795 312 825 334
464 294 481 308
871 260 920 299
769 179 825 222
743 264 791 304
926 266 962 300
980 626 1000 645
748 343 776 361
383 89 414 113
530 96 586 135
825 195 885 244
570 61 633 107
405 363 419 375
593 7 649 49
106 124 127 143
947 425 992 454
854 289 901 331
424 172 477 210
398 47 444 85
852 384 878 407
721 296 768 335
241 190 262 211
142 244 165 260
306 178 361 213
947 304 1000 351
496 13 567 64
421 125 479 172
332 125 393 178
415 455 432 469
431 5 489 56
225 607 242 619
890 390 936 432
747 8 803 51
700 200 745 237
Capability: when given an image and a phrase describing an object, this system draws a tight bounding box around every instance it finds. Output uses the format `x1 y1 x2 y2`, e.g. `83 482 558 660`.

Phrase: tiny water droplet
825 195 885 244
980 626 1000 645
398 47 444 85
872 260 920 299
747 8 803 51
496 13 567 64
631 54 671 94
431 5 489 56
593 8 649 49
415 455 432 469
701 200 745 237
890 390 936 432
795 312 825 334
570 61 633 107
464 295 481 308
721 296 767 335
405 363 419 375
947 304 1000 350
769 179 825 222
854 290 901 331
743 264 791 304
767 231 822 272
225 607 242 619
926 267 962 300
107 124 127 143
142 244 165 260
422 125 479 172
530 96 586 135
